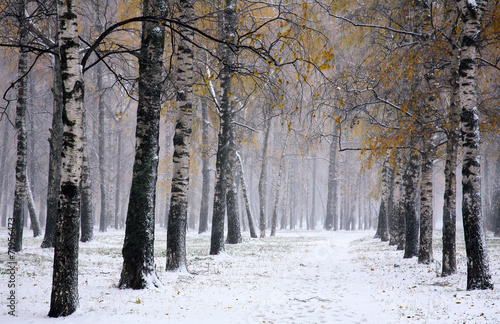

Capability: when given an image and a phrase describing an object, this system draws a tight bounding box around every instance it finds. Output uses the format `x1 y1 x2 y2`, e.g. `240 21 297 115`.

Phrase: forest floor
1 227 500 323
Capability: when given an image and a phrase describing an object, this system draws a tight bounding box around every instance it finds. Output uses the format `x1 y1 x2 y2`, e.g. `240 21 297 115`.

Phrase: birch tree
41 52 63 248
258 118 271 238
26 176 40 237
456 0 493 290
324 127 338 231
10 0 28 252
418 144 433 264
442 71 459 273
198 98 211 234
403 152 420 259
237 151 257 238
210 0 239 255
48 0 85 316
80 108 93 242
225 128 242 244
374 158 391 242
492 150 500 237
0 121 10 228
270 134 288 237
390 169 404 249
413 0 435 265
97 61 109 233
119 0 165 289
166 0 195 272
114 120 124 229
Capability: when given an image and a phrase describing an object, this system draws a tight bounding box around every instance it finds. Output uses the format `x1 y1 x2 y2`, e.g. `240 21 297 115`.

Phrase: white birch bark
198 98 210 234
237 152 258 238
49 0 85 316
41 53 63 248
403 152 420 259
456 0 493 290
258 118 271 237
210 0 239 254
26 175 41 237
166 0 195 271
418 147 433 264
11 0 28 252
375 157 391 241
270 134 288 237
324 128 338 231
97 62 108 233
441 0 460 276
0 121 9 227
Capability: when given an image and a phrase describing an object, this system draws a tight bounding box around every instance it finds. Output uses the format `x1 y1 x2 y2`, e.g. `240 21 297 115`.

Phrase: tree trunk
41 53 63 249
418 149 433 264
11 7 29 252
27 83 38 231
457 0 493 291
80 106 93 242
375 158 391 242
441 2 460 276
239 173 246 233
226 134 242 243
389 170 401 246
119 0 165 289
349 180 357 230
363 184 371 230
280 162 289 230
210 0 239 254
198 98 210 234
97 62 108 233
396 193 406 250
258 118 271 237
442 103 459 274
289 161 297 229
340 156 348 230
403 153 420 259
357 173 362 230
493 150 500 237
0 121 9 227
26 176 41 237
114 125 123 229
166 0 195 271
237 152 257 238
270 135 288 237
310 157 317 230
325 108 339 231
210 110 230 254
48 0 85 316
414 0 435 264
390 170 404 249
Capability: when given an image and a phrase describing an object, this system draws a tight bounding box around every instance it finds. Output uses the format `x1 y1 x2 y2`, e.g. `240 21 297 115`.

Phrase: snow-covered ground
1 227 500 323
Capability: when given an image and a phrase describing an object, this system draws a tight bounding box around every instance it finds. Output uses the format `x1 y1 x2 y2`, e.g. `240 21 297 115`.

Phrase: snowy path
128 231 394 324
229 232 392 324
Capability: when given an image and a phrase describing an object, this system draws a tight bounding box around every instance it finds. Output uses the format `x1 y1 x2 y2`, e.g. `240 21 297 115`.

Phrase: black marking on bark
61 182 78 200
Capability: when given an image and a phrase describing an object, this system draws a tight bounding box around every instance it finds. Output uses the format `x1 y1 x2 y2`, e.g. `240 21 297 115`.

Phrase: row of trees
0 0 498 317
339 0 499 290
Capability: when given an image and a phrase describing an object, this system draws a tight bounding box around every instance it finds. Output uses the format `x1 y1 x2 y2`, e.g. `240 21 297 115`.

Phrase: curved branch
478 57 500 72
313 0 422 37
